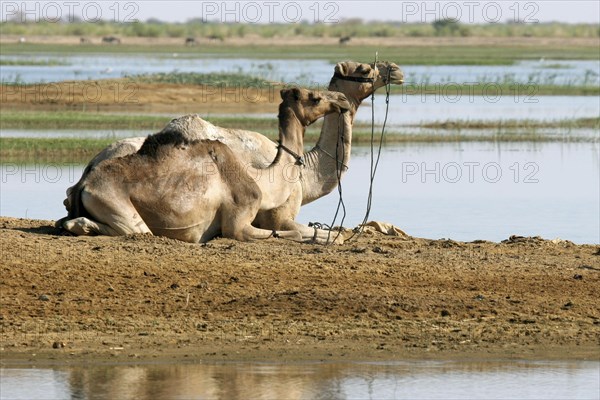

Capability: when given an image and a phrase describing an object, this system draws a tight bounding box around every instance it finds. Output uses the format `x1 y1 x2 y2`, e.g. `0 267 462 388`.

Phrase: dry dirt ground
0 216 598 365
0 81 282 115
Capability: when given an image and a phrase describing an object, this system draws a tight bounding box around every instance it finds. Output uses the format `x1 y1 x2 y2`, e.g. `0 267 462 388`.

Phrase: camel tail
67 164 93 220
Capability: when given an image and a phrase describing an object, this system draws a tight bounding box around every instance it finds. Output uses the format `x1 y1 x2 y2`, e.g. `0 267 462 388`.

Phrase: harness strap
333 72 375 83
277 140 304 166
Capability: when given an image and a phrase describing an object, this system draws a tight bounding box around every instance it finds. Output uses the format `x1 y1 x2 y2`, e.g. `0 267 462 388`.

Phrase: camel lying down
59 61 405 244
62 88 350 242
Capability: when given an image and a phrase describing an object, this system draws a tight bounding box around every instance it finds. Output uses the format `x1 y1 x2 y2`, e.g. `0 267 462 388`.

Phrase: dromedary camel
62 88 351 242
59 61 404 243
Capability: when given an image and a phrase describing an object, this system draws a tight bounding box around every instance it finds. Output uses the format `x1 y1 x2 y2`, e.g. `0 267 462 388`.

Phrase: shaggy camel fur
63 88 350 242
59 61 404 243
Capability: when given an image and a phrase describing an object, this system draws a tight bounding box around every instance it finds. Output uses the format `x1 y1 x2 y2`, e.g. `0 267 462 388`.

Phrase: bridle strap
333 72 375 83
277 140 304 166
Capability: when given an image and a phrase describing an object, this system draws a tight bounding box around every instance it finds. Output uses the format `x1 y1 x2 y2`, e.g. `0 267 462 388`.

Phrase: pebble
38 294 49 301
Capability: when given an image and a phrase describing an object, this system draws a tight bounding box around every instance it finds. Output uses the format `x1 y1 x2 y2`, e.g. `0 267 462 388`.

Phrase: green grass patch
2 131 594 162
127 72 274 86
0 59 68 66
2 110 598 133
1 20 598 39
2 42 598 65
0 137 115 161
0 111 171 130
0 110 289 131
394 83 600 96
417 117 600 130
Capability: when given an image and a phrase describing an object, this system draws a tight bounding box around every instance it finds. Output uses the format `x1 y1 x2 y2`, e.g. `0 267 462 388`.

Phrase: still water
1 94 599 131
1 142 598 244
1 360 598 400
1 54 598 86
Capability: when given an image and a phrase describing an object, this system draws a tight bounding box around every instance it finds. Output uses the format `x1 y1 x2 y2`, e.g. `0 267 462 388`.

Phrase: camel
59 61 404 243
62 88 351 242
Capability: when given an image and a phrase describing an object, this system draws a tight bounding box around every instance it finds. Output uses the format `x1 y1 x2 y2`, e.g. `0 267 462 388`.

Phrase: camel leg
79 190 152 236
278 219 345 244
62 217 122 236
221 204 302 242
240 225 302 242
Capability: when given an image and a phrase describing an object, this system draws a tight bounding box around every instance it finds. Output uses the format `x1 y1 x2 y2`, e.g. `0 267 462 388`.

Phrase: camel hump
164 114 222 141
138 129 191 157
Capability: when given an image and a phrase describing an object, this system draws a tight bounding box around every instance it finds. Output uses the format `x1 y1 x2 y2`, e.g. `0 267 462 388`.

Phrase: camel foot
62 217 98 236
54 216 69 229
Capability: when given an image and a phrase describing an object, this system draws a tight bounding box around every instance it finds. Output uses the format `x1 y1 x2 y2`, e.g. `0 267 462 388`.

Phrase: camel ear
334 62 348 76
281 87 301 101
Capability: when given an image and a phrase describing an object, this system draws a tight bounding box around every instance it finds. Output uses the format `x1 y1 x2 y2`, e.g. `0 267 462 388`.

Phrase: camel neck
301 106 355 206
271 106 304 166
250 106 304 210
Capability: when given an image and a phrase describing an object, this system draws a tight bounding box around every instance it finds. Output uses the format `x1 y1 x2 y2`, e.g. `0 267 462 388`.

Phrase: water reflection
1 361 598 400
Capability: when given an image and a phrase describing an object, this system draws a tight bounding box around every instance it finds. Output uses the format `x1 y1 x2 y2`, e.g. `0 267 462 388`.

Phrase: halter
277 140 304 166
331 62 387 85
332 72 375 83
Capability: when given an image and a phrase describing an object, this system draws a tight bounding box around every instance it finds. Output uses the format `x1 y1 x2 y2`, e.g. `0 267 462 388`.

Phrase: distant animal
18 37 26 43
207 34 223 42
80 37 91 44
339 36 351 45
102 36 121 44
185 37 196 46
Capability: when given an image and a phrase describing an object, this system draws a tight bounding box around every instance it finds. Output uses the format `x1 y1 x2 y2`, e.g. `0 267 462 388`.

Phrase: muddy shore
0 217 598 365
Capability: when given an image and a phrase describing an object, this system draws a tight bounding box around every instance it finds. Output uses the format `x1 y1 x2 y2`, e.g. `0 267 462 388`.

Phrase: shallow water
1 54 598 86
1 360 598 400
1 142 598 244
358 94 600 125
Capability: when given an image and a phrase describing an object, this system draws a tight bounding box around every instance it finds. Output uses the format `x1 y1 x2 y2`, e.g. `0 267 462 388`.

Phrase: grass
2 42 599 66
417 117 600 130
0 59 68 66
1 20 598 39
127 72 274 86
2 110 598 132
0 111 170 130
0 110 290 131
396 83 599 96
0 137 115 161
2 130 596 161
1 111 598 161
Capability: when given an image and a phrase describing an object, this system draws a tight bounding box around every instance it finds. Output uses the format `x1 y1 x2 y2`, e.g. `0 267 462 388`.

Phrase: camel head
329 60 404 105
279 87 351 127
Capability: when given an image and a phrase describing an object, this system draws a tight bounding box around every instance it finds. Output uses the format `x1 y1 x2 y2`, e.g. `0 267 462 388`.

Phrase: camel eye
357 65 372 75
312 97 321 104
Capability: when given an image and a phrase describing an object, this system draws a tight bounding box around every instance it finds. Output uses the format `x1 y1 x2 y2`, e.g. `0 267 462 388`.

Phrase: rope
325 112 348 244
349 67 392 241
310 57 392 245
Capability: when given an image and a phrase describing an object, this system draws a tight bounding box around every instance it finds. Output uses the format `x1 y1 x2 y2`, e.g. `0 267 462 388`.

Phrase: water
299 142 600 244
1 361 598 400
357 94 600 125
2 54 598 86
0 55 333 85
1 142 598 244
